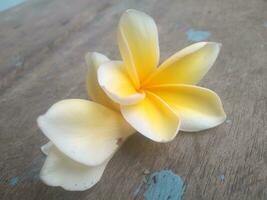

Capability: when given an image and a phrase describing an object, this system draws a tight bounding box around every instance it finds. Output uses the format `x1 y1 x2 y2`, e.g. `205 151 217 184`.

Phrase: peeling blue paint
226 119 232 124
133 180 144 198
0 0 25 12
144 170 185 200
25 167 40 181
9 177 19 186
186 28 211 42
219 174 225 181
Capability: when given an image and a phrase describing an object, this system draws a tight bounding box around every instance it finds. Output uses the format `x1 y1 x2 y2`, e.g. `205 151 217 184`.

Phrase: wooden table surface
0 0 266 199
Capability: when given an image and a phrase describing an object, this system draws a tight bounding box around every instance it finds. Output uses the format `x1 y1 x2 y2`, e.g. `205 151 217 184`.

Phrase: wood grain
0 0 266 199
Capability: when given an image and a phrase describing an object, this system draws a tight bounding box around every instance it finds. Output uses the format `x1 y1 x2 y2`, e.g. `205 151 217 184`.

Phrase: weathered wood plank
0 0 266 199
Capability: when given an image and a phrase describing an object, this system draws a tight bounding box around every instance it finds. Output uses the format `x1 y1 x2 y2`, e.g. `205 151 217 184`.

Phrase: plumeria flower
37 9 226 191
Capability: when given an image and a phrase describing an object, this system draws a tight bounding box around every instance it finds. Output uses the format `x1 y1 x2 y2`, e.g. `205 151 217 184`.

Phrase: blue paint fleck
133 176 148 198
186 28 211 42
0 0 25 12
144 170 185 200
226 119 232 124
264 22 267 28
9 177 19 186
26 167 40 181
133 181 144 198
219 174 225 181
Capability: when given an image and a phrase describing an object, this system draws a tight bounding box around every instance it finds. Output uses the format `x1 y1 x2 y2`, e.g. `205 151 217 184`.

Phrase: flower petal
148 85 226 132
118 9 159 86
98 61 145 105
85 52 118 110
37 99 134 166
41 141 53 155
143 42 221 86
121 92 180 142
40 145 109 191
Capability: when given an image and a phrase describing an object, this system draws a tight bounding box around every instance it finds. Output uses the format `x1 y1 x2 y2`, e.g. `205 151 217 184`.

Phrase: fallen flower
37 9 226 191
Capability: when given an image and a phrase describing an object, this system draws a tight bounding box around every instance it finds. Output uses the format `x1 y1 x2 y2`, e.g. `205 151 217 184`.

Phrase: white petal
85 52 118 110
40 145 109 191
98 61 145 105
148 84 226 131
118 9 159 85
41 141 53 156
37 99 134 166
143 42 221 86
121 92 180 142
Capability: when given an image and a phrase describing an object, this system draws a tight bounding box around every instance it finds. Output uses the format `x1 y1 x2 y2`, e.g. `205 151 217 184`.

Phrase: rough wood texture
0 0 266 199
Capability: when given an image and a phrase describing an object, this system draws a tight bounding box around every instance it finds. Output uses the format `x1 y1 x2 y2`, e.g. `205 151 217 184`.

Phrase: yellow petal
143 42 221 86
98 61 145 105
121 92 180 142
148 85 226 131
118 9 159 86
40 145 110 191
85 52 118 110
37 99 135 166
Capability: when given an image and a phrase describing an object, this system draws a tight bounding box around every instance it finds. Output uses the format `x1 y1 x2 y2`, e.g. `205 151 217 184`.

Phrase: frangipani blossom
37 9 226 191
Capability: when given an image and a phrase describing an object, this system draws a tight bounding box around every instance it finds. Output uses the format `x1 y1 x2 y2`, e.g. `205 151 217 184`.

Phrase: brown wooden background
0 0 266 199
